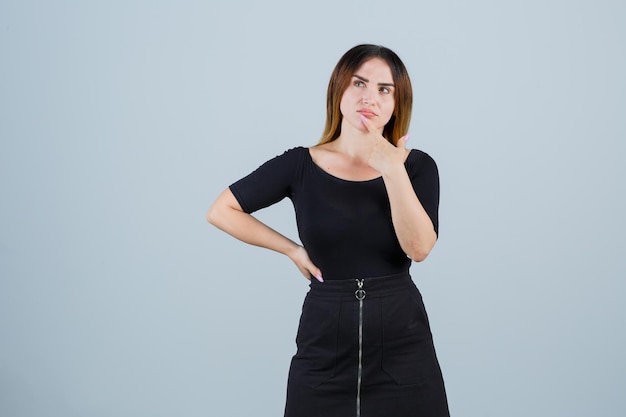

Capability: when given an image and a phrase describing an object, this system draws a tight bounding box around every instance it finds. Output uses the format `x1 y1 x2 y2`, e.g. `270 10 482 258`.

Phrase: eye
353 80 365 87
379 86 391 94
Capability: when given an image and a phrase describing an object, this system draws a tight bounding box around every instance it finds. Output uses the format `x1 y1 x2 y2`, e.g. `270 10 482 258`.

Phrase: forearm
206 189 300 257
382 165 437 262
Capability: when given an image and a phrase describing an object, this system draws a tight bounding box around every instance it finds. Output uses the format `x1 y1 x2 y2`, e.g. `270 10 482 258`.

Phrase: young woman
207 44 450 417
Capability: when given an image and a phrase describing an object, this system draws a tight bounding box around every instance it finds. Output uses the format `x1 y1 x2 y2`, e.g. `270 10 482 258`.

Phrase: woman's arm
207 188 323 281
361 116 438 261
380 164 437 262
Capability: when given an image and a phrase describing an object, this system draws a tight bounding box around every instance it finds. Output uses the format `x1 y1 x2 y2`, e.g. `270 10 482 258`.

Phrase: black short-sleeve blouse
230 147 439 280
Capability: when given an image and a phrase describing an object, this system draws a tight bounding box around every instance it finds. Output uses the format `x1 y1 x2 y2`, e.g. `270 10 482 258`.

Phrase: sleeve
229 147 302 214
406 150 440 235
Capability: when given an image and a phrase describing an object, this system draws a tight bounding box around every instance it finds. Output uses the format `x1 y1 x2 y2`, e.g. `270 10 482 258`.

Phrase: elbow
206 202 221 227
408 247 431 263
406 233 437 262
206 188 243 229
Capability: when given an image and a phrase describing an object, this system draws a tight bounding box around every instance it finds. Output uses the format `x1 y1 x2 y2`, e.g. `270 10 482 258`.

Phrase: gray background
1 0 624 416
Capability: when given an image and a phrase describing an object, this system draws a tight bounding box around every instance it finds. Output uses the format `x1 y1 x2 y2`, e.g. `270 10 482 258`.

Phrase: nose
362 91 372 105
362 87 376 105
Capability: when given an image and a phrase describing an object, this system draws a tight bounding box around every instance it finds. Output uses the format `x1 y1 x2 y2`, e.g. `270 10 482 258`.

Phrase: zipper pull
355 279 366 300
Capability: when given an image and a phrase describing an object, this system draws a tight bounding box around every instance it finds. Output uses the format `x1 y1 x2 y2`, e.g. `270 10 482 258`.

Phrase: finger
298 266 312 280
310 269 324 282
360 115 388 147
307 264 324 282
397 133 410 148
296 256 323 282
302 250 323 282
360 114 375 134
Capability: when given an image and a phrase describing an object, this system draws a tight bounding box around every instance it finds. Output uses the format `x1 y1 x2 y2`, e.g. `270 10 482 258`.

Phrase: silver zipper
355 279 366 417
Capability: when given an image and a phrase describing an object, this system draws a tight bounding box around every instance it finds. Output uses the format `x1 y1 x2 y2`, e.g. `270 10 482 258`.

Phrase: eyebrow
354 74 395 88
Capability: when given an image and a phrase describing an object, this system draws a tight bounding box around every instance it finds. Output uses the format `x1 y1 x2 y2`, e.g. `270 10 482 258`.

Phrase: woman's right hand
286 245 324 282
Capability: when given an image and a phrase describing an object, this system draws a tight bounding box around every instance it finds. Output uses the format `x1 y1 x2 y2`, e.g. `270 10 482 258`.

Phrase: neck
332 121 383 159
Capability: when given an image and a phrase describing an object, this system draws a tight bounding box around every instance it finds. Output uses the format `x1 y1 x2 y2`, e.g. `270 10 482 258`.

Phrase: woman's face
339 58 396 134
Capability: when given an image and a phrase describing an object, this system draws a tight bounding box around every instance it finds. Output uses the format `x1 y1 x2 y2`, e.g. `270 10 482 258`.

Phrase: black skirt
284 273 449 417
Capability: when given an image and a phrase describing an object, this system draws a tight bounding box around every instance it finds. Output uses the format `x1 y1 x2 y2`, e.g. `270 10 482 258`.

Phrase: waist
308 272 414 298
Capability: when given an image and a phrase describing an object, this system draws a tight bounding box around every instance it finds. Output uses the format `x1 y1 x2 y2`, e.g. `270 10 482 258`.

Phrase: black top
230 147 439 280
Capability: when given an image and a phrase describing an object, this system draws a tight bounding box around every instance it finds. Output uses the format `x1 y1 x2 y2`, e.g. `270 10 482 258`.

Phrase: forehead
354 58 393 81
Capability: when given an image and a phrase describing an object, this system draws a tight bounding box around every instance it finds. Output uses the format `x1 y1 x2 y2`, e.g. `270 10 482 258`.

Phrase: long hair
318 44 413 145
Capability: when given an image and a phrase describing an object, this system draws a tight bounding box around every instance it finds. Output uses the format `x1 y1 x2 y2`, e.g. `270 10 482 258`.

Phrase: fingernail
315 273 324 283
360 115 367 123
405 134 410 142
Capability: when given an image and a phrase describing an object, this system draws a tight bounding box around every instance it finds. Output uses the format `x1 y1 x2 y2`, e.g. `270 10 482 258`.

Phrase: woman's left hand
359 115 436 261
360 115 409 176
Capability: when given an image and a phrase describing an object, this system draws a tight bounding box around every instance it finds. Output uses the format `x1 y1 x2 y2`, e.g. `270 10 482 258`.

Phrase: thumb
301 249 323 282
309 265 324 283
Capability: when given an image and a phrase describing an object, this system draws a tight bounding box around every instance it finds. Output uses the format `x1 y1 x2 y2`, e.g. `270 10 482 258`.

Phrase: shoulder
405 149 438 173
283 146 308 154
245 146 311 182
274 146 308 161
256 146 308 167
307 143 336 166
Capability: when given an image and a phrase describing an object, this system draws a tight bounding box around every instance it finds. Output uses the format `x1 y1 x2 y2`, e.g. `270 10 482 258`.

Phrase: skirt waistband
309 272 414 298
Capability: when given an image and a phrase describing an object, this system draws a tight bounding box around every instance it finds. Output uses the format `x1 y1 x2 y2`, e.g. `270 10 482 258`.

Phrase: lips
357 109 377 118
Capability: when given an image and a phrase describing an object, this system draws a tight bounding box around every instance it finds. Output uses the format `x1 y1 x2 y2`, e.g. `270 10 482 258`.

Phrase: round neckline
305 147 412 184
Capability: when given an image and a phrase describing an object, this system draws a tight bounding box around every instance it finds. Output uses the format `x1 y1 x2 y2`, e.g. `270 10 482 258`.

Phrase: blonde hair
319 44 413 145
